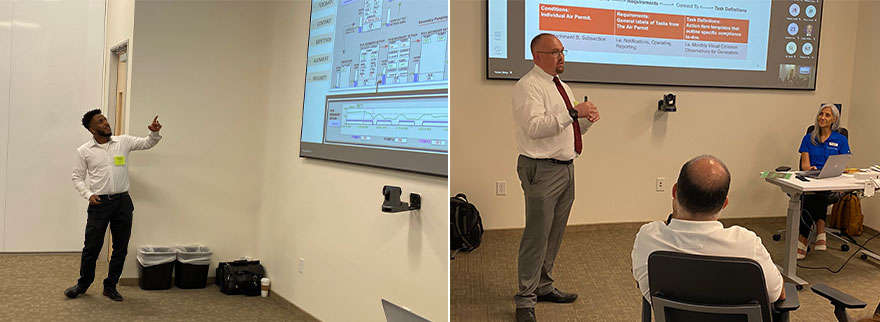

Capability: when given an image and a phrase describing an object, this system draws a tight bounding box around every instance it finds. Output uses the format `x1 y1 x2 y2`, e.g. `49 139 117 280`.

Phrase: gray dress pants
514 155 575 308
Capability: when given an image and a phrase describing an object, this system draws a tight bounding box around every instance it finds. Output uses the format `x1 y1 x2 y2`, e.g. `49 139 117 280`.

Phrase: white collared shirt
72 132 162 199
631 219 784 303
512 65 593 161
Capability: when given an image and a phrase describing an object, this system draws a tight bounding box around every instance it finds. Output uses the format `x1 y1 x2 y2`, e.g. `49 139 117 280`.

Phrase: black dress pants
799 193 828 239
77 193 133 290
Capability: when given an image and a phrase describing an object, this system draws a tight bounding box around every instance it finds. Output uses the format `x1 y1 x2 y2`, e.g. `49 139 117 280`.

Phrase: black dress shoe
537 288 578 303
103 288 124 301
64 285 86 299
515 307 537 322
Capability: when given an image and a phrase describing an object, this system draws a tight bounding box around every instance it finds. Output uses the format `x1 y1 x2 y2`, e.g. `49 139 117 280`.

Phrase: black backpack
450 193 484 253
216 259 264 296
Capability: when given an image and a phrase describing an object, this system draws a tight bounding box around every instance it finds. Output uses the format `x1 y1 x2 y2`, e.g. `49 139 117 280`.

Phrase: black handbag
216 259 264 296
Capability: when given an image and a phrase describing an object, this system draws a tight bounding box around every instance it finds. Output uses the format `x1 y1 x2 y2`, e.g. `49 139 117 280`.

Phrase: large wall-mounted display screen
488 0 823 89
302 0 449 176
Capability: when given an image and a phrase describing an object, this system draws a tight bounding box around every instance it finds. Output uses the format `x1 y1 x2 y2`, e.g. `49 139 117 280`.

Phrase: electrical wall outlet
656 177 666 192
496 181 507 195
298 258 305 274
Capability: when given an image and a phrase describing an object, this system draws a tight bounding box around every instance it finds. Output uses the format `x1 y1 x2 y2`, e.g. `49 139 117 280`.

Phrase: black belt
98 192 129 200
522 155 573 165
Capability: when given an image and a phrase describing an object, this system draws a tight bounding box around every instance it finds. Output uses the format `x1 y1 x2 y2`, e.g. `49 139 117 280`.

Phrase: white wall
103 0 135 131
122 0 270 276
0 0 10 251
127 4 448 322
849 0 880 230
105 0 133 59
255 2 449 322
1 0 105 251
450 0 862 229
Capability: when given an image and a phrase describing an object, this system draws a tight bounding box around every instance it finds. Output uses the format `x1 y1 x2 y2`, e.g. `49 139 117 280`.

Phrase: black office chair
811 283 870 322
641 251 799 322
771 125 852 252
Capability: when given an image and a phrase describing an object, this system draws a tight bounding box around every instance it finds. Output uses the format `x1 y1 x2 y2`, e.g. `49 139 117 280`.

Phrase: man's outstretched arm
129 115 163 151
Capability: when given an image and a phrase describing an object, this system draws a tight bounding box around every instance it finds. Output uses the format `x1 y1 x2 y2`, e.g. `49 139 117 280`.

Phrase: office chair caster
862 254 869 260
841 244 850 252
772 233 781 241
796 284 804 291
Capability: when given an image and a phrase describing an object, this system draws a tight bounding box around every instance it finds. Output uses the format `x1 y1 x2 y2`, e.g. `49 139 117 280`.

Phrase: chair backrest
806 125 848 138
647 251 773 322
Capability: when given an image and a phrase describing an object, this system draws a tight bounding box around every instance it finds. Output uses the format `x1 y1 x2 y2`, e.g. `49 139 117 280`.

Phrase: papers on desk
865 178 880 197
760 171 792 179
852 171 880 197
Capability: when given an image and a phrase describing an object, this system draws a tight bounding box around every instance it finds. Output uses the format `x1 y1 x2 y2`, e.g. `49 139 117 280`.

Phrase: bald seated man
632 155 785 305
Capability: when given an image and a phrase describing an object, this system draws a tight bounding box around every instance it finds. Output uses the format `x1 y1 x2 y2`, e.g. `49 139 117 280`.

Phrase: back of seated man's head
675 155 731 220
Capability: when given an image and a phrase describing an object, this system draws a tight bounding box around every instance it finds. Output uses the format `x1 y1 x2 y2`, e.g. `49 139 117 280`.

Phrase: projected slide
302 0 448 176
330 2 449 90
324 93 448 151
525 1 768 70
488 0 823 89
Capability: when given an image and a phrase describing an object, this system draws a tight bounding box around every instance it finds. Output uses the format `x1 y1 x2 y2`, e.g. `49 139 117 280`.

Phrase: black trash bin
175 245 212 289
136 246 176 290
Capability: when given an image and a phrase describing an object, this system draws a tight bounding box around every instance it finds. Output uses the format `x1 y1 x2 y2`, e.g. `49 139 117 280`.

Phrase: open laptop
382 299 430 322
799 154 852 179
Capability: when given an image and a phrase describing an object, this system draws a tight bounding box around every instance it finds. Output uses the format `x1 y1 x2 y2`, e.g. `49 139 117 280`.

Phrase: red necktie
552 76 582 155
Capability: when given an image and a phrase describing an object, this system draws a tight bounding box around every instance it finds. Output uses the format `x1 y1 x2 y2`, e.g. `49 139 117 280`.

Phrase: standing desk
765 173 877 287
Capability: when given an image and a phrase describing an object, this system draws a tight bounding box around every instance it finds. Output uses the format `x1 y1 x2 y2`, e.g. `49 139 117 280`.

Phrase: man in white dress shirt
65 109 162 301
631 155 785 305
512 33 600 322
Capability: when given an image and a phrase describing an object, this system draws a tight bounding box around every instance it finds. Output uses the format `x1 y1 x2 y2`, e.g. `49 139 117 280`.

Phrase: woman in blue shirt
797 104 850 260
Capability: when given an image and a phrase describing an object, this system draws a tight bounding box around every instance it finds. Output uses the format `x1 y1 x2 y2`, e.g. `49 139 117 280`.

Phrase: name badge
114 156 126 166
829 142 839 147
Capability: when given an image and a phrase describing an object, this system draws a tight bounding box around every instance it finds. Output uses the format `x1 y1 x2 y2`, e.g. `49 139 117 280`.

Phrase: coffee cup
261 278 270 297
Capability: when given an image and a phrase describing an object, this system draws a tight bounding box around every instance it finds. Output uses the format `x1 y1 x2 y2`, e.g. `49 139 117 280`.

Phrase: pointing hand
148 115 162 132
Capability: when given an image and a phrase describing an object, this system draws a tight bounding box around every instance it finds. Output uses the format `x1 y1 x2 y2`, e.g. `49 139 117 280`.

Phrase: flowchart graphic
331 0 448 90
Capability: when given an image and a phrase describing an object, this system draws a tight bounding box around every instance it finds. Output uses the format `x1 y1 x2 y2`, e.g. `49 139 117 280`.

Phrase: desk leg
860 250 880 262
780 192 808 287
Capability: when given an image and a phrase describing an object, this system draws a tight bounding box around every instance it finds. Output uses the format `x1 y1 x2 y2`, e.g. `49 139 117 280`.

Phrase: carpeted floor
451 217 880 322
0 254 318 321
